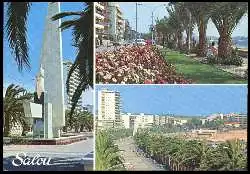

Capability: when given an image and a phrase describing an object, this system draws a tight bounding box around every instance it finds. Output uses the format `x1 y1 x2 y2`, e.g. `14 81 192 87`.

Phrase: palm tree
3 84 33 137
95 130 125 170
4 2 93 119
166 4 185 50
155 17 169 46
219 139 247 170
81 111 93 132
184 2 214 57
170 2 196 52
210 2 248 59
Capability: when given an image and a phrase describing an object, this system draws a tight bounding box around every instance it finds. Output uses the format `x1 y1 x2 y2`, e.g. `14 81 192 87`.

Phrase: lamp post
144 4 168 44
188 9 192 54
135 2 142 44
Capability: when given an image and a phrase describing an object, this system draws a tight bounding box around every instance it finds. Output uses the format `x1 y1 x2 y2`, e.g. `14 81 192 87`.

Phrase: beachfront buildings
202 113 247 128
223 113 247 128
121 113 136 129
97 89 122 129
63 61 83 111
121 113 188 131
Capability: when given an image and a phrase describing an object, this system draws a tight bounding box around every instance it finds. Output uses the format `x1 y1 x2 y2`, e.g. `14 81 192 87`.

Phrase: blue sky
3 2 93 105
120 2 248 37
95 85 248 116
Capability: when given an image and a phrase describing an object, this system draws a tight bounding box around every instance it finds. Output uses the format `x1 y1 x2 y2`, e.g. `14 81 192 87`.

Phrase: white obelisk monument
40 2 65 138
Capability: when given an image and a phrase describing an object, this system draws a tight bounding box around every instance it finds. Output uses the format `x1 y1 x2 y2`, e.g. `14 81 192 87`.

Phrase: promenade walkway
115 137 165 171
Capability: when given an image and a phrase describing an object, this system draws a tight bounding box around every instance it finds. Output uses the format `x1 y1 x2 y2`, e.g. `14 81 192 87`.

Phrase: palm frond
51 3 93 117
5 2 31 72
51 11 82 21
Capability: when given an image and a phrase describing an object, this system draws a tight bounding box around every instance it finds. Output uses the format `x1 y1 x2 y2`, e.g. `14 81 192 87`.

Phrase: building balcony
117 12 122 19
98 2 106 7
95 13 105 20
116 6 122 13
117 19 123 24
95 2 105 10
95 23 104 30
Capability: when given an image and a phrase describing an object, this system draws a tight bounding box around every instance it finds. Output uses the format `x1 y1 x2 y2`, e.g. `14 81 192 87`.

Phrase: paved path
3 138 93 171
115 137 165 171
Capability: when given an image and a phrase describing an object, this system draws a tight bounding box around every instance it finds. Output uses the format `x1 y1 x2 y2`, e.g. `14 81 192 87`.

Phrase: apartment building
106 2 125 42
224 113 247 128
94 2 125 43
97 89 122 129
94 2 105 41
63 61 83 111
121 113 136 129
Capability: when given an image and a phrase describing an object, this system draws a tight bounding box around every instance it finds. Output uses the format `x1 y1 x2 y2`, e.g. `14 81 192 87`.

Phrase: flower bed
96 46 192 84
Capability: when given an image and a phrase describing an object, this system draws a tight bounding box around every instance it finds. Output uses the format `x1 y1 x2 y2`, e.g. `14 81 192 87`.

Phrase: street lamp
135 2 142 44
142 3 168 44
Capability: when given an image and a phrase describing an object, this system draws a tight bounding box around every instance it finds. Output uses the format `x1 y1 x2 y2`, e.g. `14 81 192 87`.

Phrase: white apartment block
107 2 125 42
63 61 83 111
135 113 154 129
94 2 105 39
121 113 136 129
97 89 121 129
121 113 189 135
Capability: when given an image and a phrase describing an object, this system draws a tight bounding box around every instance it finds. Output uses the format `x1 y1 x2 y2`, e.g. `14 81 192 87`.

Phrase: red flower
144 80 153 84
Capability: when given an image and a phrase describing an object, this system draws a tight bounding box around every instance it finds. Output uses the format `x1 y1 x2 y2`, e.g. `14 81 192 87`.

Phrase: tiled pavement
115 137 165 171
3 138 93 171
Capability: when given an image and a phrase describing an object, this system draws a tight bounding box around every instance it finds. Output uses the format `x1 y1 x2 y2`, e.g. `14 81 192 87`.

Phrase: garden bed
162 50 247 84
96 46 191 84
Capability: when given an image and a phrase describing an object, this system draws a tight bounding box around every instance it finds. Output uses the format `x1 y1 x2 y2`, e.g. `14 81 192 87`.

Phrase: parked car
133 39 146 46
146 39 155 45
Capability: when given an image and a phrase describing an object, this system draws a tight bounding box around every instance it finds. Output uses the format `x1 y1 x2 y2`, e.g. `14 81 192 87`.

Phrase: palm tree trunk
4 116 10 137
198 17 207 57
174 34 178 49
218 33 232 58
177 31 182 50
186 29 189 50
162 35 165 46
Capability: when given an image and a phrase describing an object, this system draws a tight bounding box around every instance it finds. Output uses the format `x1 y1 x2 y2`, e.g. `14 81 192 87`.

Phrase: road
3 138 93 171
115 137 165 171
96 45 124 53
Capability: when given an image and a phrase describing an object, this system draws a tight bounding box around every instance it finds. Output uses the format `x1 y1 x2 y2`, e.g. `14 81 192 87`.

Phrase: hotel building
63 61 83 111
97 89 122 129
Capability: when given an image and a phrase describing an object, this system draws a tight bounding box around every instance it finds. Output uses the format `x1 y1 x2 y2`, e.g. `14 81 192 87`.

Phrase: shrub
166 41 175 49
244 69 248 79
220 55 243 66
190 45 199 54
207 55 243 66
207 55 219 65
10 136 30 144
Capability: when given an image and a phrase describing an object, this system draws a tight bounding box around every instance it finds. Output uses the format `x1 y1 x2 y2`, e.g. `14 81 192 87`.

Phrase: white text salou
12 152 52 167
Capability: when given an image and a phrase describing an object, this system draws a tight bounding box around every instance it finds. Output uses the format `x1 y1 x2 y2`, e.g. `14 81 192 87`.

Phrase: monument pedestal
44 102 53 138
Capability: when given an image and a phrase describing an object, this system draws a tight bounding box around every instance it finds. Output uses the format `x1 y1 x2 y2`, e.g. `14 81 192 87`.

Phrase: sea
235 44 248 49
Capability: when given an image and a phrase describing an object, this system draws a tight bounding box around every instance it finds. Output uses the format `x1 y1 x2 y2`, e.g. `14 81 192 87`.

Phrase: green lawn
161 49 248 84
